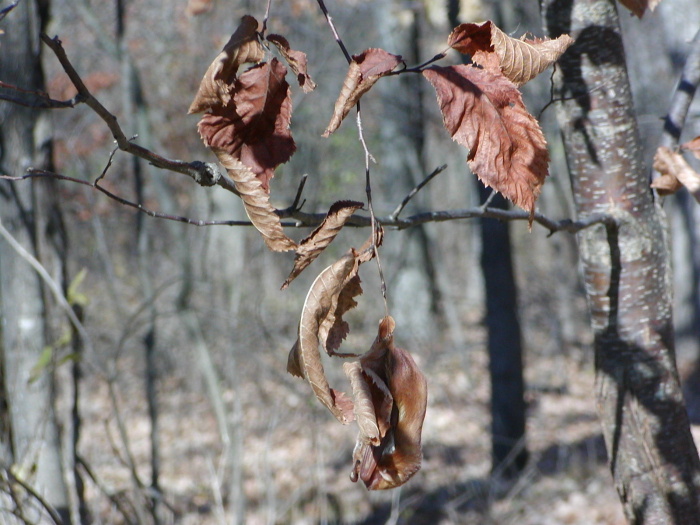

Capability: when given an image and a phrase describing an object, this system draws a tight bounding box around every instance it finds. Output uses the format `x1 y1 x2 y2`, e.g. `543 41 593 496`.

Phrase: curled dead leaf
681 136 700 161
653 146 700 201
448 21 574 87
198 58 296 190
423 64 548 220
282 200 363 289
349 316 428 490
214 150 297 252
188 15 264 113
266 34 317 93
323 48 402 137
343 361 382 447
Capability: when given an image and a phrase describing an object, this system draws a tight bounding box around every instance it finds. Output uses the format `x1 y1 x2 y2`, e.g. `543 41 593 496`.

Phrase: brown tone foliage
323 48 402 137
423 64 548 219
448 21 574 87
267 34 317 93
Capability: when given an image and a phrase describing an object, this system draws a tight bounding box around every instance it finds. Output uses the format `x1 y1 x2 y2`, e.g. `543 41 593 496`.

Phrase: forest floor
73 301 700 525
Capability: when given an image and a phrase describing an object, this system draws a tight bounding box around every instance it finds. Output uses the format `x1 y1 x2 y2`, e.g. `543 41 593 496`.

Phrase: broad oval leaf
423 64 548 219
323 48 402 137
188 15 264 113
198 58 296 191
448 21 574 87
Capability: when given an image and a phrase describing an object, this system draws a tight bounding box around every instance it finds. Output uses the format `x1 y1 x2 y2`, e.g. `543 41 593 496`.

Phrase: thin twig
315 0 352 63
2 169 607 234
390 164 446 220
0 1 19 23
0 218 93 355
3 171 251 226
652 28 700 182
0 80 80 108
76 455 138 525
2 465 65 525
479 189 497 211
389 51 448 75
38 33 235 193
261 0 273 38
290 174 308 211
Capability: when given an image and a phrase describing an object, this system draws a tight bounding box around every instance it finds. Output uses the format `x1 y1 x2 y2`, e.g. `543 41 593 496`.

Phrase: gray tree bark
0 0 70 522
542 0 700 521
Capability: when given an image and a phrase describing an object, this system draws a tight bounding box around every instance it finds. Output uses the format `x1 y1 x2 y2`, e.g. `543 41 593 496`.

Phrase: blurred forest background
2 0 700 523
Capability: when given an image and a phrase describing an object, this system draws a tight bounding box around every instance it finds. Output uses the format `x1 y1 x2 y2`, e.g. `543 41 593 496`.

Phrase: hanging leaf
198 59 296 190
343 361 382 446
348 316 428 490
423 64 548 220
681 136 700 161
189 15 264 113
652 146 700 201
282 200 363 289
323 48 402 137
288 250 360 424
266 34 317 93
618 0 661 18
214 150 296 252
448 21 573 87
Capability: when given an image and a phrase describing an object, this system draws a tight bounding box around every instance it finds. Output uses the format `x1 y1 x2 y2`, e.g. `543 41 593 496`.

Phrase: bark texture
0 0 71 520
542 0 700 521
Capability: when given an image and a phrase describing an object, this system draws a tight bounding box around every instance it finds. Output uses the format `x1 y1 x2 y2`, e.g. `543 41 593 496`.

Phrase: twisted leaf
214 150 296 252
323 48 402 137
282 200 363 289
267 34 316 93
448 21 573 87
188 15 264 113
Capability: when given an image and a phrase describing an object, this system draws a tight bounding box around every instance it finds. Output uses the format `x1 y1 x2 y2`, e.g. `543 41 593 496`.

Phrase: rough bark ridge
542 0 700 521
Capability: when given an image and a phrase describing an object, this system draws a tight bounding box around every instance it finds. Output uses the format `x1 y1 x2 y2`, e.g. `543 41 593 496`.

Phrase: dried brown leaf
653 146 700 201
349 316 428 490
448 21 573 87
282 200 363 289
214 150 296 252
320 274 363 357
288 250 360 424
423 64 548 219
323 48 402 137
188 15 264 113
343 361 381 446
198 59 295 190
618 0 661 18
681 136 700 161
266 34 316 93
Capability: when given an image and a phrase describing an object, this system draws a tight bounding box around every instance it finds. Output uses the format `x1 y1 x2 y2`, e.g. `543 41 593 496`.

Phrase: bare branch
0 80 79 108
652 29 700 183
38 33 238 194
390 164 446 220
0 1 19 23
1 464 65 525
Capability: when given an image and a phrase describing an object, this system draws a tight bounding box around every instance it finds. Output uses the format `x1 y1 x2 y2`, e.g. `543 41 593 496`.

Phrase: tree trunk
542 0 700 521
447 0 528 476
0 0 70 521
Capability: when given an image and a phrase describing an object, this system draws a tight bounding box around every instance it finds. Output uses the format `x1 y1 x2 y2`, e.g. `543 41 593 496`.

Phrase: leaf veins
323 48 402 137
423 64 548 219
188 15 264 113
448 21 574 87
198 58 296 191
214 150 296 252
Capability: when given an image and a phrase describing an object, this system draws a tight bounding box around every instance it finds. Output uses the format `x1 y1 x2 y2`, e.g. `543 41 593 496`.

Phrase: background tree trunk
542 0 700 521
0 0 71 521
